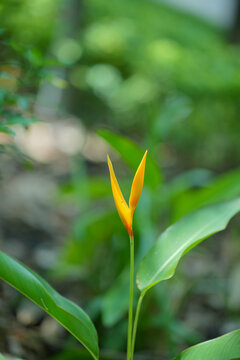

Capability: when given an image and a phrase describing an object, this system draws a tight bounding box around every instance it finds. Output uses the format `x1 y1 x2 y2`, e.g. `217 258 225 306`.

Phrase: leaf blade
173 329 240 360
98 129 161 188
137 198 240 291
0 251 99 360
173 167 240 221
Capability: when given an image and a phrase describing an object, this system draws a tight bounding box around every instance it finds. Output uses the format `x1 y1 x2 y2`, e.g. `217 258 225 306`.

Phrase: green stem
127 234 134 360
131 291 145 359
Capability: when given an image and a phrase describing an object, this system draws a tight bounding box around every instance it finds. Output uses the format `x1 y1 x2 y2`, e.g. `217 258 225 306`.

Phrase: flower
107 151 147 236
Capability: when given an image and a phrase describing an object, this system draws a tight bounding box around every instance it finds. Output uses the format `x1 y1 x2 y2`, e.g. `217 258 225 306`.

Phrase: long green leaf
173 168 240 221
0 251 99 360
98 129 161 188
137 198 240 292
173 329 240 360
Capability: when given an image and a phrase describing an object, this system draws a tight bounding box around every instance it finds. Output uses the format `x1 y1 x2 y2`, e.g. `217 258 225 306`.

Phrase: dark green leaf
173 168 240 221
0 251 99 360
98 129 162 188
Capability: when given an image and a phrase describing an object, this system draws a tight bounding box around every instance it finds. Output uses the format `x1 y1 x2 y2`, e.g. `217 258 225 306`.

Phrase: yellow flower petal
107 155 132 235
129 150 147 213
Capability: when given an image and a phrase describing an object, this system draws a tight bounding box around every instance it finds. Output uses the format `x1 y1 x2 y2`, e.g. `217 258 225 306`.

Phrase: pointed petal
129 150 147 213
107 155 132 235
107 155 127 207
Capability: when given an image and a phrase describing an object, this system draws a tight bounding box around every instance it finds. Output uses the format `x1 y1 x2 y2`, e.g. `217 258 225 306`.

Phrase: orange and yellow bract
107 151 147 236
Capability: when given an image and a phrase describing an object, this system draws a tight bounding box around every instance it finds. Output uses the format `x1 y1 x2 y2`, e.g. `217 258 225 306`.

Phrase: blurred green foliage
0 30 42 158
0 0 57 48
54 0 240 357
56 132 240 358
61 0 240 170
2 0 240 358
60 1 240 355
2 0 240 168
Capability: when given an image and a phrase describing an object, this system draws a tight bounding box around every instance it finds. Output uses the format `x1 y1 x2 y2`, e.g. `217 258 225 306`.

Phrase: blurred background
1 0 240 359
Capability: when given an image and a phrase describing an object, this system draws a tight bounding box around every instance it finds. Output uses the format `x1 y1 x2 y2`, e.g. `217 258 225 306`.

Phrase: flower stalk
127 234 134 360
107 150 147 360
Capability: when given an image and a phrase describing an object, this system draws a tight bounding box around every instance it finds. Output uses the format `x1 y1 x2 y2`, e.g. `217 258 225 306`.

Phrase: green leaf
166 168 214 199
97 129 161 188
0 251 99 360
173 168 240 221
137 198 240 292
173 329 240 360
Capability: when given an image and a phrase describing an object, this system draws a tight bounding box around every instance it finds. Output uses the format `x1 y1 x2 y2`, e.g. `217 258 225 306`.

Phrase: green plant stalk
127 234 134 360
131 291 146 359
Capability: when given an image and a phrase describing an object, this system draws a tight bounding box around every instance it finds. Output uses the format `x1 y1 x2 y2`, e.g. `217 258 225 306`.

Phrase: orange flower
107 151 147 236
